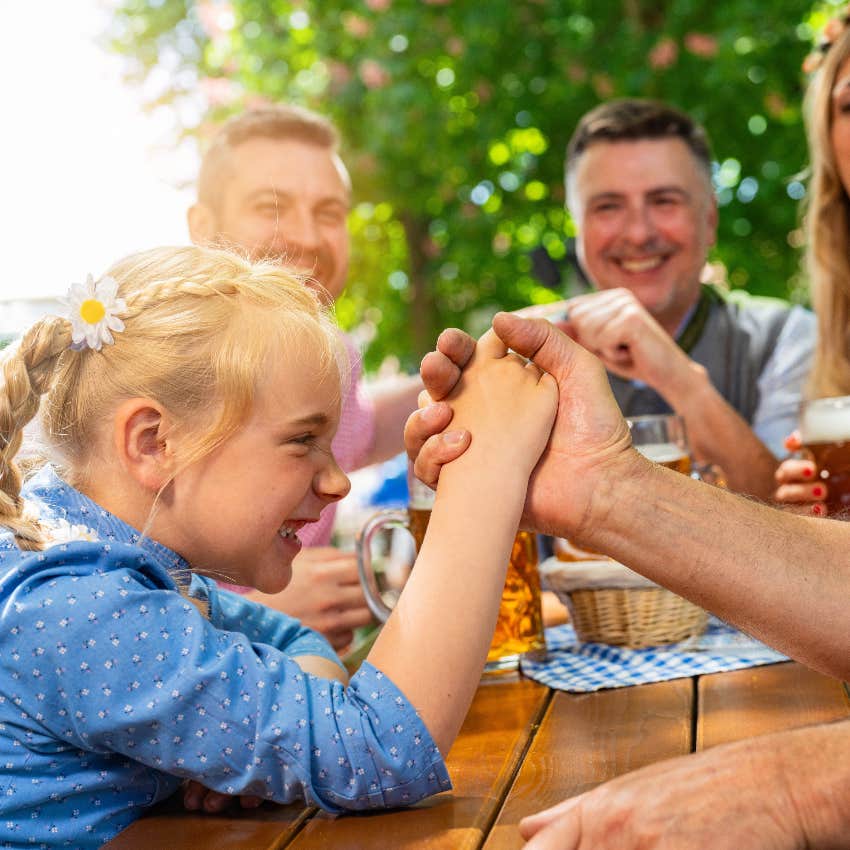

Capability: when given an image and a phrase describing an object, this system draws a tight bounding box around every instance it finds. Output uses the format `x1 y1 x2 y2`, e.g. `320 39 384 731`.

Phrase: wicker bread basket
541 556 708 648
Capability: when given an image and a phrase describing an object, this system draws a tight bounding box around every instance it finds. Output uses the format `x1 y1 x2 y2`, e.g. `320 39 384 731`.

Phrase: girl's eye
291 434 317 446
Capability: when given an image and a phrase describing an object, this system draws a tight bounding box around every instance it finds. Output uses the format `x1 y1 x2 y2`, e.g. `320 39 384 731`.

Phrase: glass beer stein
628 413 692 474
357 465 545 673
799 395 850 514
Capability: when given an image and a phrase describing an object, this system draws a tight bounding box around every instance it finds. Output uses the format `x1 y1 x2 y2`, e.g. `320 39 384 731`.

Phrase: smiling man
187 106 421 650
560 99 814 497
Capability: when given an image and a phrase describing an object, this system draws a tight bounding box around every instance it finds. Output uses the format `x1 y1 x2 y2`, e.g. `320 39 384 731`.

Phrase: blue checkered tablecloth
519 616 787 692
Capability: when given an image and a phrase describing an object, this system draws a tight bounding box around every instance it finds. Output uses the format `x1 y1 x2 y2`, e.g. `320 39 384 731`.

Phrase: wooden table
105 662 850 850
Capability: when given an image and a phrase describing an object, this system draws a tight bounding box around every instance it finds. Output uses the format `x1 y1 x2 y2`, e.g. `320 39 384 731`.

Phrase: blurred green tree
109 0 833 371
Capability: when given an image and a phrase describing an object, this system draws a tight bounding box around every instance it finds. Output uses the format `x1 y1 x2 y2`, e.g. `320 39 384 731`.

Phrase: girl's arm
366 330 557 755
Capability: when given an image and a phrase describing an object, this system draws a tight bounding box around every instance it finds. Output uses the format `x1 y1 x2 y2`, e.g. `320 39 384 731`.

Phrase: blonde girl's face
161 350 350 593
831 56 850 196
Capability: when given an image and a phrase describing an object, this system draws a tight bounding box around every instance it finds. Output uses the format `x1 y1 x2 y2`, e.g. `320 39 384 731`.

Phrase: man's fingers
317 584 372 616
420 351 461 401
333 604 375 629
413 430 471 489
404 402 454 461
435 327 476 369
492 312 579 378
520 801 582 848
519 795 582 838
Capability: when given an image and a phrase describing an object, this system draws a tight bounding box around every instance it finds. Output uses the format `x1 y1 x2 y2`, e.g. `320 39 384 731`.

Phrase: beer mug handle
356 509 410 624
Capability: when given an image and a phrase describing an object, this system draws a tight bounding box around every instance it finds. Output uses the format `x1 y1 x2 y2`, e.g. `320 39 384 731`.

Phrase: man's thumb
492 312 576 375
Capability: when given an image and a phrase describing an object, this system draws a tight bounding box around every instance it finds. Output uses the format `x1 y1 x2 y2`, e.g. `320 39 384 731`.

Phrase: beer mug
628 413 693 474
799 395 850 513
357 465 546 673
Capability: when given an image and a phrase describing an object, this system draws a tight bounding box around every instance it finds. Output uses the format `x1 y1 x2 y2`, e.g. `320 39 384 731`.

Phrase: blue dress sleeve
3 545 451 813
192 575 342 666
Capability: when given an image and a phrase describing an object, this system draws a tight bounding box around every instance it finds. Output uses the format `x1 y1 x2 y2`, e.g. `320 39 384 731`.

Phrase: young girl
0 245 556 848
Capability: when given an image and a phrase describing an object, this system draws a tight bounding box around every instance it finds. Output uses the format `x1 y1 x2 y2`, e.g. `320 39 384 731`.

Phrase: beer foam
800 402 850 444
636 442 685 464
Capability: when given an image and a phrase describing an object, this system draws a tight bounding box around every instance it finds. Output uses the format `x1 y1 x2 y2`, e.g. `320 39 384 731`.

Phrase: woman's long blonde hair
0 245 345 550
806 27 850 397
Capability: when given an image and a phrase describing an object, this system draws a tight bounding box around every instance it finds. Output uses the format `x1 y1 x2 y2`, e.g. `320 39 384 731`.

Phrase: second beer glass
799 395 850 514
357 466 545 673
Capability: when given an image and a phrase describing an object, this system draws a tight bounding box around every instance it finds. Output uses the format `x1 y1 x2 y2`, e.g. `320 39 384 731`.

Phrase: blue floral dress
0 467 449 849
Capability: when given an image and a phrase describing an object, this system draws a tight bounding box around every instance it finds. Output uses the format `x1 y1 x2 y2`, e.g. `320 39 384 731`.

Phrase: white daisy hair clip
63 274 127 351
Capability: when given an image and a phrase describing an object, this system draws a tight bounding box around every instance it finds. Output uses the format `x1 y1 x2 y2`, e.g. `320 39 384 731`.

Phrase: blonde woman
775 14 850 514
0 245 556 847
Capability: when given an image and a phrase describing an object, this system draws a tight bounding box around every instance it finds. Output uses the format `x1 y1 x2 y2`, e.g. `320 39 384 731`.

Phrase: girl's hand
444 326 558 480
183 780 264 813
773 431 827 516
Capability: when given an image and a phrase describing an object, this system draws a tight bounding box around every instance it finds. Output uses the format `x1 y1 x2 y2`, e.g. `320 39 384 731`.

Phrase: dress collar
24 465 192 587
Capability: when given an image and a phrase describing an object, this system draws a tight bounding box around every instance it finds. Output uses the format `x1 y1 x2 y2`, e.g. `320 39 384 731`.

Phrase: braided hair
0 245 345 550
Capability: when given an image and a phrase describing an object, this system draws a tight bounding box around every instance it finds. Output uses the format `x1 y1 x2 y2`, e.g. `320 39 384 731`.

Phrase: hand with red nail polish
773 448 827 515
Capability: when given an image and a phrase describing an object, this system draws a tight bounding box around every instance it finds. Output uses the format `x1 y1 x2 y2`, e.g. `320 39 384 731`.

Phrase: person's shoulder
0 536 173 606
716 288 812 332
720 288 794 315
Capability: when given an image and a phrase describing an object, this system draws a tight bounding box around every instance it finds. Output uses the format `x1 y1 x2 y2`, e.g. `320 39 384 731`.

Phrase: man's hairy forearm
777 721 850 848
579 454 850 680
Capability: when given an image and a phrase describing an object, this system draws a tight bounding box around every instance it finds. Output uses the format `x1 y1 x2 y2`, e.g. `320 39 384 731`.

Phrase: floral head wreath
62 274 127 351
803 6 850 73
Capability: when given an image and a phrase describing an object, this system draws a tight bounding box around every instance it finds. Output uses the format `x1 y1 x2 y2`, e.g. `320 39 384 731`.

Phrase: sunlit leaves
110 0 822 369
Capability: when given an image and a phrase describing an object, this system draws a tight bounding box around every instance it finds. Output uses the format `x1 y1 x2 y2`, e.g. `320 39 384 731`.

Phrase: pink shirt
299 335 376 547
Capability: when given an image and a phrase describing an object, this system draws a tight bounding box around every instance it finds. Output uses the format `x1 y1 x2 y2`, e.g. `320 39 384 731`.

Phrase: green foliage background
110 0 842 371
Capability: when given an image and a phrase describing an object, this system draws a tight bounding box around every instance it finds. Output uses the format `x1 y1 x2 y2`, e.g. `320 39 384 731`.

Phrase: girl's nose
316 454 351 504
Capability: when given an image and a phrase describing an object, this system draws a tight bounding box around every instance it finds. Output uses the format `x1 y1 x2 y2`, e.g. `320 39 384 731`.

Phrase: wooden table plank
483 677 693 850
287 675 551 850
698 661 850 750
102 796 311 850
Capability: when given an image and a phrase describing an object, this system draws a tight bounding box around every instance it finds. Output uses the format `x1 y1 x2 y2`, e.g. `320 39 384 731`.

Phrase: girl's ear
113 398 174 492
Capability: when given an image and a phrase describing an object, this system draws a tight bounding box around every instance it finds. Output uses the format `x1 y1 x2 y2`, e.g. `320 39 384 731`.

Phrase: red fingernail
802 467 814 478
813 503 825 516
812 486 824 497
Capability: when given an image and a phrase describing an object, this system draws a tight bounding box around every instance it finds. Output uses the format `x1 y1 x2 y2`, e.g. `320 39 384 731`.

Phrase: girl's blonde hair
0 245 345 550
806 27 850 398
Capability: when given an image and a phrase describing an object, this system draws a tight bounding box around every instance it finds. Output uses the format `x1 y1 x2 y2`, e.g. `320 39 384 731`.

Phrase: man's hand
246 547 373 651
566 288 779 499
406 314 634 539
564 288 696 391
519 734 804 850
